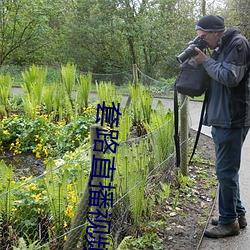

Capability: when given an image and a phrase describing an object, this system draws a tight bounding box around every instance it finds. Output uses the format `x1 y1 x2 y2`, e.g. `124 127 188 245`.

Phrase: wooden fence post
133 63 138 86
89 124 105 248
63 124 103 249
125 64 138 109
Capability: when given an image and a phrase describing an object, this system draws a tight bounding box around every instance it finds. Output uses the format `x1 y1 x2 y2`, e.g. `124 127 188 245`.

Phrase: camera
176 36 208 63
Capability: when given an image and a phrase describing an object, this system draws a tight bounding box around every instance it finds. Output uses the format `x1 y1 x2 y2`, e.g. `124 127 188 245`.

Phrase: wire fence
0 64 175 97
0 66 190 249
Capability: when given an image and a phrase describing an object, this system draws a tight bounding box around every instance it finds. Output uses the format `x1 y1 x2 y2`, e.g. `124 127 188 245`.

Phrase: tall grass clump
145 100 174 164
112 138 152 226
0 73 12 117
96 81 122 107
43 84 56 114
60 63 76 103
0 161 14 223
76 72 92 112
21 65 47 118
129 83 152 135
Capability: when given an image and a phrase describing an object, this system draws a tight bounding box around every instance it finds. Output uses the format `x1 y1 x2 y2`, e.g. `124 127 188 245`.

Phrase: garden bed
157 131 217 250
116 130 217 250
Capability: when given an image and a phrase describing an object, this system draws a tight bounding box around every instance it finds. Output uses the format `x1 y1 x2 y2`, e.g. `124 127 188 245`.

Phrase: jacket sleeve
203 37 250 87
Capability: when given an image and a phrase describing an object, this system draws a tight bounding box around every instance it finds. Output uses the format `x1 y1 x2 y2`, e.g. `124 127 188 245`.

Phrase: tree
0 0 48 65
220 0 250 39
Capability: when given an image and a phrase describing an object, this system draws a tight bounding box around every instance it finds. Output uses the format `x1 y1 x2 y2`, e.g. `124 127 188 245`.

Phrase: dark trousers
211 126 249 225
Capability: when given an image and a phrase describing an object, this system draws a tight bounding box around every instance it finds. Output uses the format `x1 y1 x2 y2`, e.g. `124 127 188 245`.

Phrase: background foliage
1 0 248 80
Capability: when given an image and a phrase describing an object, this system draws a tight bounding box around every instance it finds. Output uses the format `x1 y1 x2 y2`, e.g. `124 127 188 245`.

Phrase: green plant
13 233 49 250
0 109 96 158
76 72 92 111
178 173 191 189
159 182 171 202
52 81 74 122
117 233 163 250
12 177 49 241
129 83 152 125
117 109 132 141
113 140 151 225
43 84 56 114
43 159 69 227
0 161 15 222
21 65 47 118
172 190 180 210
96 81 122 107
0 73 12 117
145 100 174 164
60 62 76 102
141 88 153 124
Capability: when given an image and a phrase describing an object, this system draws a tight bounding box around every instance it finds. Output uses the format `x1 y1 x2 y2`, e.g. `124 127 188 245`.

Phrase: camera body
176 36 208 64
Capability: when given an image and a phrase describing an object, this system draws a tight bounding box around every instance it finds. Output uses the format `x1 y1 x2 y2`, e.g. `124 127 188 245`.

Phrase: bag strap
188 91 208 164
174 80 181 168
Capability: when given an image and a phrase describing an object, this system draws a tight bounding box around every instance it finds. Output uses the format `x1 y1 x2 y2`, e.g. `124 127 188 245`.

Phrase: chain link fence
0 66 190 249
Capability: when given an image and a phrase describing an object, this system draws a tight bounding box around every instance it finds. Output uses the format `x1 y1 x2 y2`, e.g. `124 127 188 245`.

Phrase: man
192 15 250 238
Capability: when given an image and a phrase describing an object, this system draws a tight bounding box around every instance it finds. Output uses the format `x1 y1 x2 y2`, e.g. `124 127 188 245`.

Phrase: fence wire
0 67 190 250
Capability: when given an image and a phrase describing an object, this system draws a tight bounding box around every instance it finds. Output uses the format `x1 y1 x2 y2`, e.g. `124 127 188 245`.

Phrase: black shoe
211 214 247 229
204 222 240 238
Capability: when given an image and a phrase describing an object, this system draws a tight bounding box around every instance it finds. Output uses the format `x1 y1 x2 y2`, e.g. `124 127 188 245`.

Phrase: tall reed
145 100 174 164
129 83 152 125
60 63 76 103
0 73 12 117
21 65 47 118
113 139 152 225
0 161 14 222
96 81 122 107
76 72 92 112
43 159 68 231
43 84 55 114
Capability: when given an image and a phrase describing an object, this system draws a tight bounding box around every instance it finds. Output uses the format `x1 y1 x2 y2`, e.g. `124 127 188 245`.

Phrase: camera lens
176 45 198 63
176 37 208 63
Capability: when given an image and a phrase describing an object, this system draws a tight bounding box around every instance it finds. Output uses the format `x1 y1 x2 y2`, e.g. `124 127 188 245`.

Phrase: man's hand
192 47 207 64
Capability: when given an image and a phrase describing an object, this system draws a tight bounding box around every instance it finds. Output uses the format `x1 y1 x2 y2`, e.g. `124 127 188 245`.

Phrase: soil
0 152 45 180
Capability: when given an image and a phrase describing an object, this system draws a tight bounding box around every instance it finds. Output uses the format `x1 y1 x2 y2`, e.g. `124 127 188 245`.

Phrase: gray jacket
203 26 250 128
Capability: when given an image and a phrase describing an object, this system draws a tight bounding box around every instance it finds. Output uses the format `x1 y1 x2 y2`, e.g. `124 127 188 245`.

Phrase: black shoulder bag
175 58 208 97
174 58 210 168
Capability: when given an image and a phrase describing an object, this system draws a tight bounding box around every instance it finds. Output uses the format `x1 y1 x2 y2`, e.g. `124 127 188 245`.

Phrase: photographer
192 15 250 238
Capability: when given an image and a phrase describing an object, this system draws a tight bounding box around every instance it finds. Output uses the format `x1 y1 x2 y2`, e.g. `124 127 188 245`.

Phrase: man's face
196 30 222 49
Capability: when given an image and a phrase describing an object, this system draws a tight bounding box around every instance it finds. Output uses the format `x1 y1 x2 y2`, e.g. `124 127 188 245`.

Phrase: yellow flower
14 149 22 155
26 183 37 191
36 152 41 159
3 130 9 135
71 195 76 204
32 193 42 201
12 207 17 212
43 147 49 157
65 205 74 218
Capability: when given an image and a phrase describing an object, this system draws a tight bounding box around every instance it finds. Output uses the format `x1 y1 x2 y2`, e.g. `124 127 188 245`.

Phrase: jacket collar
212 26 241 58
221 26 241 46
